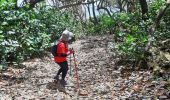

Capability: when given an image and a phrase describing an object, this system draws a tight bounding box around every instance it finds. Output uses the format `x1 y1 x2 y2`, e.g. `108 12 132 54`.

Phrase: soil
0 35 169 99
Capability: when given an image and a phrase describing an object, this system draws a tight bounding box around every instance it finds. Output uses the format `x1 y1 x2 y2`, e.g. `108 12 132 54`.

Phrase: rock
2 72 13 78
112 71 121 74
151 81 158 84
113 87 120 91
118 66 124 71
159 95 168 99
79 89 88 96
102 95 112 99
120 96 129 99
93 83 110 94
112 91 116 96
160 81 169 86
0 81 8 86
132 85 140 92
145 88 152 92
142 96 152 99
136 76 143 83
124 80 130 85
125 91 132 97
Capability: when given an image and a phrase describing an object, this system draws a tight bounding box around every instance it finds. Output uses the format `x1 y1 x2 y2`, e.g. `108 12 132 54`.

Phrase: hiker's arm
67 49 74 56
57 43 74 57
59 50 74 57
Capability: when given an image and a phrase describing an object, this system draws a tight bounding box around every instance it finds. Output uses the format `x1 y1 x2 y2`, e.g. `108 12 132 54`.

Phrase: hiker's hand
70 50 74 54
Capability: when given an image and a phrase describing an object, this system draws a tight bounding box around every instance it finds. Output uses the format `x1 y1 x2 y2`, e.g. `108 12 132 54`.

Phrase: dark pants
56 61 68 80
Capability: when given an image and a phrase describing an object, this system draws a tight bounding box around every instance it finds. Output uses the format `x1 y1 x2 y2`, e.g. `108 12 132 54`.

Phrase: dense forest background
0 0 170 79
0 0 170 99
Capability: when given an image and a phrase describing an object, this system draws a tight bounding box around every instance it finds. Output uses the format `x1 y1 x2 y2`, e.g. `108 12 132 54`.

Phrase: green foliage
115 12 148 60
0 1 79 69
85 14 116 35
1 0 169 71
116 0 170 66
149 0 165 20
85 0 170 66
149 0 170 45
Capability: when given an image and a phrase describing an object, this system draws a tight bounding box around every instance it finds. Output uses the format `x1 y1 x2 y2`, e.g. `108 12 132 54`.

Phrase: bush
116 0 170 68
0 1 79 69
85 14 116 35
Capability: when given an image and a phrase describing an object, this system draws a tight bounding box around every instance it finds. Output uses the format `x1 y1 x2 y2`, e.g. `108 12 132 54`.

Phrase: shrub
0 1 79 69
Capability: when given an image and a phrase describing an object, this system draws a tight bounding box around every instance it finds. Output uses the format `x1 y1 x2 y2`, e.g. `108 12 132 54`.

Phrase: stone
167 0 170 4
132 85 140 92
0 81 8 86
159 95 168 99
136 77 143 83
160 81 168 86
93 83 110 94
142 96 152 99
111 91 116 97
79 89 88 96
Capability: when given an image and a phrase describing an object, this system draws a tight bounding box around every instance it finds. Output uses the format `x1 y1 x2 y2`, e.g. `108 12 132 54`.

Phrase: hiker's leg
61 61 68 80
54 63 62 80
57 67 62 75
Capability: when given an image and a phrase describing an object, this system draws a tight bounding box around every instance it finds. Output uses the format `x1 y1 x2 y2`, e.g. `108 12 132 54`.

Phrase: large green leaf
0 0 5 4
126 35 135 44
0 34 4 40
1 22 8 25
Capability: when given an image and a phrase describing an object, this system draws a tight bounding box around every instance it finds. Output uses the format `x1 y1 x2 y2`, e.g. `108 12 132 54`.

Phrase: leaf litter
0 35 169 99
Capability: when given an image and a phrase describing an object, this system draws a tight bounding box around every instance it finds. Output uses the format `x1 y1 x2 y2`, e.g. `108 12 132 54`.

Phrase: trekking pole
70 52 72 76
66 51 72 80
73 51 80 90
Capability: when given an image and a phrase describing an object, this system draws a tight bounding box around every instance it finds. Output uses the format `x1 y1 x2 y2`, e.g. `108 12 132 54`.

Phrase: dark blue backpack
51 42 59 57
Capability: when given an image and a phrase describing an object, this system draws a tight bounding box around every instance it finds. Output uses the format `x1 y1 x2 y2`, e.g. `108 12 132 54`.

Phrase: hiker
53 29 74 84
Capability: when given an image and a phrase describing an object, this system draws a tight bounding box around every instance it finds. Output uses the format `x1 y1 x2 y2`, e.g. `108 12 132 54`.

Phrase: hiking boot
54 75 59 80
53 79 58 83
60 79 67 86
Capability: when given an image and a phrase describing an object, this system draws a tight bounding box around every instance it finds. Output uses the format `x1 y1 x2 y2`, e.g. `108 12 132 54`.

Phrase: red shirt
54 41 68 63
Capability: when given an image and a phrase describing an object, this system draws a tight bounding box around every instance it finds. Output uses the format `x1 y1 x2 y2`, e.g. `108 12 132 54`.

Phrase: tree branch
149 3 170 34
29 0 44 8
58 1 97 9
97 6 112 17
139 0 148 20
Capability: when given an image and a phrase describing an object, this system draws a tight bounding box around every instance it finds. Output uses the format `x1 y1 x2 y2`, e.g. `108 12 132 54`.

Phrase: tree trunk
29 0 44 8
139 0 148 20
92 0 98 24
117 0 125 12
127 0 136 13
97 0 112 18
97 6 112 17
146 1 170 51
12 0 18 9
87 3 92 22
97 0 112 17
150 3 170 34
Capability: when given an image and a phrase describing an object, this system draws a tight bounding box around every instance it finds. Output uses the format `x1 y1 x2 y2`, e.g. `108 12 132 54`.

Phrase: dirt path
0 35 169 99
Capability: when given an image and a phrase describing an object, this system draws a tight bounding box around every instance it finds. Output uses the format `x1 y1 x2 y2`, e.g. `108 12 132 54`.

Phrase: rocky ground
0 35 170 100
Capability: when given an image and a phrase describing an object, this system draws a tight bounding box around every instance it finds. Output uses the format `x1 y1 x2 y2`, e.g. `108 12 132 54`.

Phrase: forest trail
0 35 169 99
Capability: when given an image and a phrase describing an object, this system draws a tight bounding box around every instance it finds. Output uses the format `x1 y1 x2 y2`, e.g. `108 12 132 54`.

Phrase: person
53 29 74 84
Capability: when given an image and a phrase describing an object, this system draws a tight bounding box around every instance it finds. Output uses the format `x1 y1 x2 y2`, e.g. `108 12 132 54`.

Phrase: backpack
51 41 59 57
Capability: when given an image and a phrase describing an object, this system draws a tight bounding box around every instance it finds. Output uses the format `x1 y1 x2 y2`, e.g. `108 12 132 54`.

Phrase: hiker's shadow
46 80 66 93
